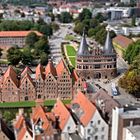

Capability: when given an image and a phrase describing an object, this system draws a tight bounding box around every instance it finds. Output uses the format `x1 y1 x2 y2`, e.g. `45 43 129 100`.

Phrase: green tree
21 47 33 65
88 28 95 37
39 24 53 37
58 12 73 23
25 32 39 47
78 8 92 21
7 47 22 66
40 52 48 65
74 22 84 35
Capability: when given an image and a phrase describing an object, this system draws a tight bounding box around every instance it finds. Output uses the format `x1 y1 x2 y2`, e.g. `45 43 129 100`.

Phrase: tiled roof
113 35 133 49
56 59 68 76
14 115 25 130
71 91 96 127
2 66 18 87
36 64 45 80
0 31 42 37
52 99 70 130
21 66 33 77
45 60 56 76
31 106 53 136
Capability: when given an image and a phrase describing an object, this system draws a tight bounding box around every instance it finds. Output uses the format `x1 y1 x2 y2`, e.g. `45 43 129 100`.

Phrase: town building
0 31 42 50
112 106 140 140
70 91 109 140
113 35 133 57
76 31 117 79
124 125 140 140
0 59 86 102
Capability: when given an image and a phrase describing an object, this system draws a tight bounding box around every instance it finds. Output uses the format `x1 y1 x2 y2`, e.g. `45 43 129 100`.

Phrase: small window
102 127 104 131
87 137 90 140
95 136 98 140
87 129 90 133
98 120 101 124
101 135 104 139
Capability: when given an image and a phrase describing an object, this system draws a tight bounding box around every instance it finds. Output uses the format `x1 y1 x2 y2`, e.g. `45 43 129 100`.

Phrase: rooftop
127 125 140 139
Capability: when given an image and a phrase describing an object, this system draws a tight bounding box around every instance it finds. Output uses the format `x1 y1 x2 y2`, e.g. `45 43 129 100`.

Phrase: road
49 24 73 65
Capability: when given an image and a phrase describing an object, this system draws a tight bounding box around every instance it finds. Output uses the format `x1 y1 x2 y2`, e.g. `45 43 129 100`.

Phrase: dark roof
0 118 15 140
77 32 90 56
92 89 121 120
104 31 115 55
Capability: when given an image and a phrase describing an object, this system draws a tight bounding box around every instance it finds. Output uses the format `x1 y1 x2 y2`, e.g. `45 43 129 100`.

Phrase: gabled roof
71 91 96 127
0 31 42 37
113 35 133 49
14 115 25 130
56 59 68 76
31 106 53 136
36 64 45 80
17 125 32 140
104 31 115 54
20 73 34 87
52 99 70 130
45 60 56 77
21 66 33 77
2 66 18 87
77 31 90 56
0 118 15 140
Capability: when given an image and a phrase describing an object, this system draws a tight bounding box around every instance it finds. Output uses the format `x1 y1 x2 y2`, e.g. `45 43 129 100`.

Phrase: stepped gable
21 66 33 77
36 64 45 80
45 60 57 77
31 106 53 136
52 99 70 130
104 31 115 54
56 59 68 76
77 31 90 56
20 73 34 87
71 91 96 127
2 66 18 87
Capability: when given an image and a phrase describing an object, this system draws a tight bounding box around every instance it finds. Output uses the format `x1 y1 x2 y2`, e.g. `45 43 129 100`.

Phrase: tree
21 47 33 65
0 48 2 58
7 47 22 66
88 28 95 37
74 22 84 35
39 25 53 37
95 13 104 23
78 8 92 21
40 52 48 65
58 12 73 23
51 22 59 31
25 32 39 47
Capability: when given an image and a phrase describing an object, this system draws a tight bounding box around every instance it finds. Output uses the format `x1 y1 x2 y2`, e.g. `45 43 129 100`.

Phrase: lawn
44 99 71 106
0 101 36 108
0 100 71 108
66 45 76 56
69 57 76 67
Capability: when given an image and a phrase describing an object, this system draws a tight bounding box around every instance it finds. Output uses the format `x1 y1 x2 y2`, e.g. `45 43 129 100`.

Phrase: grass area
44 99 71 106
0 101 36 108
0 100 71 108
66 45 76 56
0 59 9 64
69 57 76 67
65 34 75 41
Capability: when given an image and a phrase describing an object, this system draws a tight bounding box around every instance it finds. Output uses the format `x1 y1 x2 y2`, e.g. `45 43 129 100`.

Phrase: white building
112 107 140 140
71 91 109 140
52 99 77 140
124 125 140 140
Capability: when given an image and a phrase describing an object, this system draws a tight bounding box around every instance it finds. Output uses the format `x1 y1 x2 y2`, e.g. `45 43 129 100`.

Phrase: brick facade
0 59 86 102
